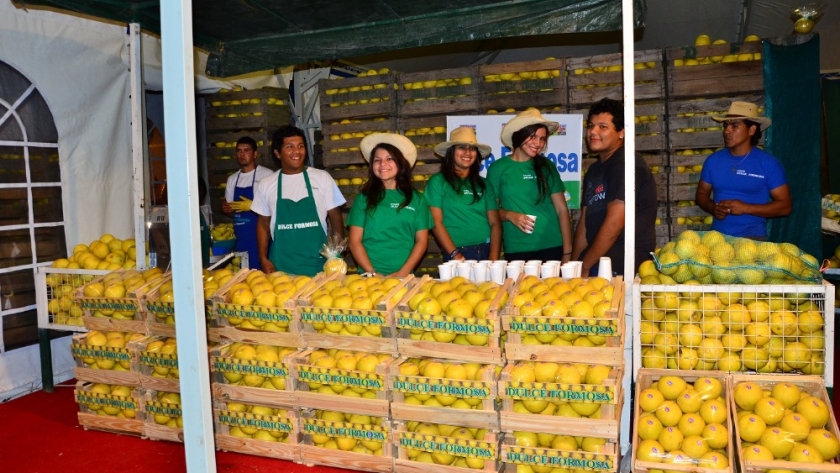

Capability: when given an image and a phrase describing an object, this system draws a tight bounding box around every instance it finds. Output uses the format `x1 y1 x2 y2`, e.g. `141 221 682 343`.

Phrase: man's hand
229 196 253 212
712 202 730 220
718 199 747 216
261 257 275 274
221 200 234 215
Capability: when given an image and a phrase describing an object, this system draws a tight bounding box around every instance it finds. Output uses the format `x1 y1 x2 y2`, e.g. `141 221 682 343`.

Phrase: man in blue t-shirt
695 101 791 239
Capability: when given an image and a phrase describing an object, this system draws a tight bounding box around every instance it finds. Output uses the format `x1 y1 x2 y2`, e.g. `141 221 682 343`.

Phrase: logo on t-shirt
522 174 536 180
390 203 416 211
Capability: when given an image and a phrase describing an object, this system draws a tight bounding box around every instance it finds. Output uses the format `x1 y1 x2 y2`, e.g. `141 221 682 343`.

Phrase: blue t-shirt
699 147 787 238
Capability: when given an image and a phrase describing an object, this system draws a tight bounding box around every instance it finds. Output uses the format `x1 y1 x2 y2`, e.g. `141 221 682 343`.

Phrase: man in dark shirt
572 98 658 276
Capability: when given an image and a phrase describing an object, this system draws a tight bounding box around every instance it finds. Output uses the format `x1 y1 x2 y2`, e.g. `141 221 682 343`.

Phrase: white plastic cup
597 257 613 279
463 259 478 265
524 263 540 276
508 260 525 267
472 262 489 282
527 260 542 265
506 264 522 280
490 263 506 284
540 262 559 279
479 260 493 265
438 264 454 281
525 215 537 234
569 261 583 278
560 264 576 279
456 262 473 279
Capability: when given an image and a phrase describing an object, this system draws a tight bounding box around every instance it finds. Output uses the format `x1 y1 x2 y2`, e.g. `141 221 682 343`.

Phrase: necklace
731 149 751 173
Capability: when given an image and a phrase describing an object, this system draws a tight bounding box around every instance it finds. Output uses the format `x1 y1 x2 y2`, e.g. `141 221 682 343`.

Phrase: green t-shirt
425 173 498 248
486 156 565 254
347 189 432 275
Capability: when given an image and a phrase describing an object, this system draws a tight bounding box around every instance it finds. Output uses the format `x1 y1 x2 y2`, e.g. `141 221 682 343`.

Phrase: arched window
0 61 65 351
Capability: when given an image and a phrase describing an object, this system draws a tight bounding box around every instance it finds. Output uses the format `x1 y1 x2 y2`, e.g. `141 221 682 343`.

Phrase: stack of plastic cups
438 261 456 281
524 261 541 276
506 261 524 280
489 261 507 284
540 261 560 278
472 261 489 282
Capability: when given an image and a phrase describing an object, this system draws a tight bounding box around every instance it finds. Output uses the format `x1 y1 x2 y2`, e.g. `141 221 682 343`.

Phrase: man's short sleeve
250 177 273 217
765 156 788 191
605 158 626 203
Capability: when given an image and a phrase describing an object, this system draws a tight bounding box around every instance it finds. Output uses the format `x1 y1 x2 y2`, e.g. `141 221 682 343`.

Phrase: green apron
268 169 326 276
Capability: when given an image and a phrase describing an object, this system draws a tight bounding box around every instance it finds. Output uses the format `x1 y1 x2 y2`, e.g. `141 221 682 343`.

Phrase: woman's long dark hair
361 143 415 214
441 145 486 204
511 123 553 204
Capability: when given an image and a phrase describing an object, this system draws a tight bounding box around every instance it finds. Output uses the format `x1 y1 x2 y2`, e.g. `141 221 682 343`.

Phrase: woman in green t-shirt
487 109 573 262
348 133 432 277
428 126 501 261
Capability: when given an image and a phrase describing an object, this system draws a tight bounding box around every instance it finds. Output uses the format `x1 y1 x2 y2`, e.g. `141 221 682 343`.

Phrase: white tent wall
0 1 134 248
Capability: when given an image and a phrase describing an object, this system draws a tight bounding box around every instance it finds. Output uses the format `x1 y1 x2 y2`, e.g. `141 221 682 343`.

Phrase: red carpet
0 382 354 473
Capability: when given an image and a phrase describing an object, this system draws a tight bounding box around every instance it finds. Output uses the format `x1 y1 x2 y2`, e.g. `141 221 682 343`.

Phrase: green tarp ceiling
14 0 645 77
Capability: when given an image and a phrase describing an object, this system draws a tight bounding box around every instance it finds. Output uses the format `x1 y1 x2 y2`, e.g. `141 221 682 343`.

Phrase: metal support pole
159 2 217 471
38 328 53 393
621 0 636 457
129 23 149 269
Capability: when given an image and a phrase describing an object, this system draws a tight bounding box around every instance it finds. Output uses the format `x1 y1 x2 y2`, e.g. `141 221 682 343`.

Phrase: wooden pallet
398 115 458 163
501 275 625 364
127 335 181 392
479 58 567 111
633 369 734 473
75 381 146 435
209 342 298 408
299 410 394 473
498 362 623 437
567 50 664 106
393 419 502 473
394 276 512 364
666 42 763 99
322 116 398 163
729 373 840 473
291 348 395 417
296 273 409 355
319 73 399 122
500 431 619 473
388 356 501 431
213 400 300 460
398 66 481 118
142 388 184 443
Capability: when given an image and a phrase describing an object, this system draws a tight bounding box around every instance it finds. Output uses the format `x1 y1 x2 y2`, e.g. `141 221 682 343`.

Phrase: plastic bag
320 235 348 276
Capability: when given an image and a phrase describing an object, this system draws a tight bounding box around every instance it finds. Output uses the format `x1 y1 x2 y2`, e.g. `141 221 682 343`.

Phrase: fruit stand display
501 430 620 473
204 87 291 222
392 420 500 473
729 374 840 473
129 335 180 392
213 399 301 461
296 273 412 354
74 267 165 334
71 330 144 386
74 381 145 436
632 369 734 473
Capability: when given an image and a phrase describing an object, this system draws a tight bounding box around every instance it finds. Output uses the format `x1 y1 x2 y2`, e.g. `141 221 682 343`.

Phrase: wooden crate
75 381 145 436
393 420 501 473
501 431 619 473
498 362 623 437
394 276 513 364
389 356 500 431
319 72 399 122
129 335 180 392
666 42 763 99
502 276 625 364
209 342 299 408
213 400 300 461
204 87 291 131
297 273 411 355
667 96 765 150
36 267 107 331
398 67 481 118
574 101 666 153
729 373 840 473
142 389 184 443
399 115 457 163
632 369 734 473
71 332 141 386
567 50 664 106
479 58 567 111
75 269 142 315
299 410 394 473
322 116 398 168
210 269 320 348
291 348 395 417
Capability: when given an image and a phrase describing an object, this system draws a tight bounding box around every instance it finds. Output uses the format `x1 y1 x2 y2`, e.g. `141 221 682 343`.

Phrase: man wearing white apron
222 137 274 270
252 126 346 276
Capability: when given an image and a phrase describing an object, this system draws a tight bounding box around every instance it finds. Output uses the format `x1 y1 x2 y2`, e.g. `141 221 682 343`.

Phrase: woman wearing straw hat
487 109 573 262
427 126 502 262
695 101 791 239
347 133 432 277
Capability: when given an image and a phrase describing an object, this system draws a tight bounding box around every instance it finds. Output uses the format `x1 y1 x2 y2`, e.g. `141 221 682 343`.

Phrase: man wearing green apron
252 126 346 276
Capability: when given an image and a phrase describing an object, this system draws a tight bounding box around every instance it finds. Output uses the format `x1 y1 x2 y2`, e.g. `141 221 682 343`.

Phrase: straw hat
360 133 417 167
500 108 559 148
710 101 772 129
433 126 493 159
